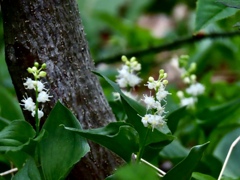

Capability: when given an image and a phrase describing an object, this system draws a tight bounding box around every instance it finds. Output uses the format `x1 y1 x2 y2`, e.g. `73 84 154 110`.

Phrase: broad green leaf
0 120 35 152
214 128 240 178
197 99 240 128
166 106 187 134
0 88 24 121
94 71 174 149
12 156 41 180
5 151 29 169
160 140 189 159
64 122 139 162
163 142 209 180
113 163 159 180
217 0 240 9
4 130 45 169
0 86 24 130
192 172 216 180
39 101 90 180
195 0 238 31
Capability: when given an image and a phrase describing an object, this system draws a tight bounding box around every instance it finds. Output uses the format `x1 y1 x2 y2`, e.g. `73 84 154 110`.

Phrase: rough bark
1 0 123 179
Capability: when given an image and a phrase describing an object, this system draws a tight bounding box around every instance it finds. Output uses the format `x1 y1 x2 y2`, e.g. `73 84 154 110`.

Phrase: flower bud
148 76 154 82
27 67 33 73
39 71 47 77
130 57 136 62
42 63 47 69
159 69 164 75
34 62 39 67
121 55 128 62
32 66 37 72
163 80 168 85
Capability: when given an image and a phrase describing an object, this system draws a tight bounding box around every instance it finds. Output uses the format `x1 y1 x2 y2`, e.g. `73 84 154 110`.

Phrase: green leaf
163 142 209 180
113 163 159 180
4 130 46 169
192 172 216 180
0 120 35 152
195 0 238 31
166 106 187 134
160 140 189 159
217 0 240 9
197 99 240 127
0 86 24 124
214 128 240 178
94 71 174 149
64 122 139 163
12 156 41 180
39 101 90 180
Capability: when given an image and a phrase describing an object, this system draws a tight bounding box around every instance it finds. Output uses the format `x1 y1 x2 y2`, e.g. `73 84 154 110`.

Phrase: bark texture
1 0 123 179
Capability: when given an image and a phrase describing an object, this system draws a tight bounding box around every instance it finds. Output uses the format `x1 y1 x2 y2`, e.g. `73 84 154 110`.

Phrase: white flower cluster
177 55 205 108
116 55 142 88
20 62 52 119
141 69 170 131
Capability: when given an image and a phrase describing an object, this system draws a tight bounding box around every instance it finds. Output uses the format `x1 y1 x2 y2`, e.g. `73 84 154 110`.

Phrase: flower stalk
20 62 51 134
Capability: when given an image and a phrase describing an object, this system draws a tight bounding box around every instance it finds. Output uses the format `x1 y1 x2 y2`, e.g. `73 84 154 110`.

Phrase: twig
0 168 18 176
95 31 240 65
133 154 166 177
218 136 240 180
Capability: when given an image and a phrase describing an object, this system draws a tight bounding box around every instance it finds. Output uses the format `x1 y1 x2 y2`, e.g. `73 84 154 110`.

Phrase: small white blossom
180 97 197 107
21 97 36 112
141 114 151 127
36 81 45 92
21 63 51 121
141 69 170 130
31 109 44 119
116 77 128 88
116 56 142 88
142 95 156 110
141 114 166 131
23 78 35 90
186 83 205 96
156 89 169 101
37 91 52 103
127 74 142 87
113 92 121 101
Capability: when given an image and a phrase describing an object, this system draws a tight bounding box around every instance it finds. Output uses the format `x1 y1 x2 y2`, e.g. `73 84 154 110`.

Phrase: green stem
35 79 39 135
136 128 151 163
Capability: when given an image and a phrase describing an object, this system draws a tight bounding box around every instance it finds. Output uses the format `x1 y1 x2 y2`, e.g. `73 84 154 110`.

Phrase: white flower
21 97 36 112
31 109 44 119
154 101 165 114
37 91 52 103
127 74 142 87
156 89 169 101
116 57 142 88
23 78 35 90
148 114 165 130
141 114 151 127
141 114 166 131
113 92 121 101
180 97 197 107
117 65 129 78
186 83 205 96
116 77 128 88
145 80 158 90
36 81 45 92
142 95 156 110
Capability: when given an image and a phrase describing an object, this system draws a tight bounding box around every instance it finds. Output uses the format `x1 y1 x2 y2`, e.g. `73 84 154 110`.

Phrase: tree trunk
1 0 123 179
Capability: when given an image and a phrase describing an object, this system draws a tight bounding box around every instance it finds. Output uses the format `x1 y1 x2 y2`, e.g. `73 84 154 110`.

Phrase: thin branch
95 31 240 65
0 168 18 176
218 136 240 180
